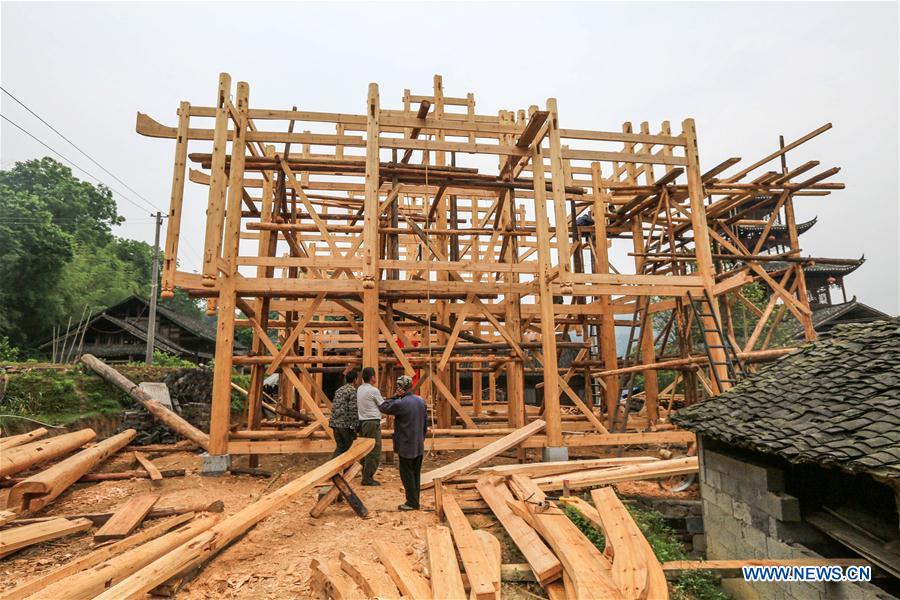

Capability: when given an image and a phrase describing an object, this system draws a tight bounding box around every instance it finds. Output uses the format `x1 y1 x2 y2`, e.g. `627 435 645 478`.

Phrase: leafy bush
0 336 20 361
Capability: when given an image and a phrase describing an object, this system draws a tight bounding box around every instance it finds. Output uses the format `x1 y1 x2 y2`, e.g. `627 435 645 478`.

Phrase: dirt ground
0 447 695 599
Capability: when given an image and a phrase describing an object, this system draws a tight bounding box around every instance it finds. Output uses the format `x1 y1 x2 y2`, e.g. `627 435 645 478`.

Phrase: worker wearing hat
378 374 429 510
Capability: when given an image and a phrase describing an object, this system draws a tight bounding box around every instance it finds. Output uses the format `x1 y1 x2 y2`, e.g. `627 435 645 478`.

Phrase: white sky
2 1 898 314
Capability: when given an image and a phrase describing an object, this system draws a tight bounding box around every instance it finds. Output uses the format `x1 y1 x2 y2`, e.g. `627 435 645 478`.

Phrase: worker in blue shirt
378 375 428 510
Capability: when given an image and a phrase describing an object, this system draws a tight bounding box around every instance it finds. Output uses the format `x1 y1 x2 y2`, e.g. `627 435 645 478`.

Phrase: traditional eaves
672 319 900 480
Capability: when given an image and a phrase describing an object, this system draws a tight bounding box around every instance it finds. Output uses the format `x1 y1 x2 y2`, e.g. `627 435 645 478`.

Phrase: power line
1 87 161 213
1 113 159 215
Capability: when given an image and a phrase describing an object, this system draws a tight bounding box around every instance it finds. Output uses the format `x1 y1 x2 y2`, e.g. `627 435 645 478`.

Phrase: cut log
133 451 163 481
339 551 401 599
8 499 222 527
533 456 699 491
90 439 374 600
309 557 364 599
507 475 622 599
0 510 17 525
3 513 195 600
0 517 92 558
474 530 502 600
421 420 546 489
426 525 467 600
0 468 186 488
8 429 136 513
310 462 362 518
475 475 562 585
479 457 659 479
0 429 97 478
81 354 210 450
560 495 667 600
375 541 433 600
590 487 649 599
94 493 160 542
441 494 500 600
0 428 48 451
30 513 219 600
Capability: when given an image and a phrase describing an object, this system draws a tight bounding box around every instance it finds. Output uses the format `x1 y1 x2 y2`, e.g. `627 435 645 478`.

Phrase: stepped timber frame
140 73 843 460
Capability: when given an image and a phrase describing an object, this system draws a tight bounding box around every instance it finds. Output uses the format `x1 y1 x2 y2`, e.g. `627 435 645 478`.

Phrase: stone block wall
699 438 893 600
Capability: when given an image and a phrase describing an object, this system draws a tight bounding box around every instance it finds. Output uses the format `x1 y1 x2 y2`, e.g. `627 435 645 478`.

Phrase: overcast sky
2 1 898 314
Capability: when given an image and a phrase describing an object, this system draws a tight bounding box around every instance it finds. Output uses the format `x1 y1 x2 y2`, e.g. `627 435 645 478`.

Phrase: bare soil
0 448 693 598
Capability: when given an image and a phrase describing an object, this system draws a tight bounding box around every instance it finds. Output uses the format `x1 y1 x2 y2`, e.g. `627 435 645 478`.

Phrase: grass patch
564 496 729 600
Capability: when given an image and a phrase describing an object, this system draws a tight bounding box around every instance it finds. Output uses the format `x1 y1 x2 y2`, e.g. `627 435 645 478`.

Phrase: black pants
331 427 357 458
398 455 423 508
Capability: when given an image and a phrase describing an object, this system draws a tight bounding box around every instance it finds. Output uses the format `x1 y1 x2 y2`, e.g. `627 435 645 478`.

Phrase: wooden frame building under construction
138 73 848 467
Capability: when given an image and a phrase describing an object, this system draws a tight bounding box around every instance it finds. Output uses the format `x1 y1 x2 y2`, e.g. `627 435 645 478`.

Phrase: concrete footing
542 446 569 462
200 453 231 475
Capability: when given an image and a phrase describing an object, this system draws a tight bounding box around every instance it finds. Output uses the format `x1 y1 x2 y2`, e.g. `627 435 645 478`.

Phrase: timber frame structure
139 73 846 460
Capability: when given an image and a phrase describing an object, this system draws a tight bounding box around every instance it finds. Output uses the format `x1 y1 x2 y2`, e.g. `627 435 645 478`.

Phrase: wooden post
531 141 562 448
362 83 381 371
208 81 249 458
161 101 190 299
201 73 232 286
683 118 729 392
590 164 620 424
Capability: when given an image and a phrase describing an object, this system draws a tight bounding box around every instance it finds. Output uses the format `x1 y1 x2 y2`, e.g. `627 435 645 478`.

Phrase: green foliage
126 350 195 368
672 570 730 600
0 367 123 426
0 336 21 361
0 158 163 350
230 372 251 413
564 495 728 600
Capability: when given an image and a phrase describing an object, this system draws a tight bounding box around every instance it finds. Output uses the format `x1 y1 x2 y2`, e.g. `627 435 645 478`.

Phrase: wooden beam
0 428 48 451
441 494 498 599
426 525 467 599
2 513 195 600
339 551 401 599
8 429 136 513
376 542 433 600
94 493 160 543
81 355 209 450
0 517 92 558
133 451 163 481
475 475 562 586
0 428 96 478
421 420 546 488
91 439 374 599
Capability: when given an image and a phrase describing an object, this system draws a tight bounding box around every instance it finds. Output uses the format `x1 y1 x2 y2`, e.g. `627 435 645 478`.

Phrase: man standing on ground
378 375 428 511
329 369 359 458
356 366 384 486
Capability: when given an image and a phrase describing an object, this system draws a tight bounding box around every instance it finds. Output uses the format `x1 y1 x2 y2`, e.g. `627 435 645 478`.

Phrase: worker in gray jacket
356 366 384 485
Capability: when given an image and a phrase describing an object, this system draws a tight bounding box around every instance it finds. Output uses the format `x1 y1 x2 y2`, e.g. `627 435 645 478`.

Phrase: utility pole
146 211 163 364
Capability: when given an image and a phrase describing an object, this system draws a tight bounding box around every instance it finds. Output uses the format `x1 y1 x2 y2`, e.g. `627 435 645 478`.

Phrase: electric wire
0 113 158 215
1 86 161 213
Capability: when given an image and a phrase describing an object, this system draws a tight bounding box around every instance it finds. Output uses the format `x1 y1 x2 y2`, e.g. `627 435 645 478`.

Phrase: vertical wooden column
590 164 620 424
472 366 482 417
503 112 525 433
433 75 452 428
161 101 190 299
546 98 572 293
682 118 729 392
202 73 232 287
209 81 248 457
362 83 381 371
531 142 562 447
630 220 660 424
246 145 277 447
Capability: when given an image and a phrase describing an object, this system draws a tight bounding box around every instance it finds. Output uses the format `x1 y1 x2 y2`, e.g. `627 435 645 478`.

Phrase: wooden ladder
686 289 746 392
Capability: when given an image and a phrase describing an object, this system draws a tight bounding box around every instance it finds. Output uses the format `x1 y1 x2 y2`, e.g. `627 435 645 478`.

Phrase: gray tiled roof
672 319 900 480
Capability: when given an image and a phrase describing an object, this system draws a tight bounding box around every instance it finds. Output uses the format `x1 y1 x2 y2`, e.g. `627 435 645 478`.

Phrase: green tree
0 158 179 351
